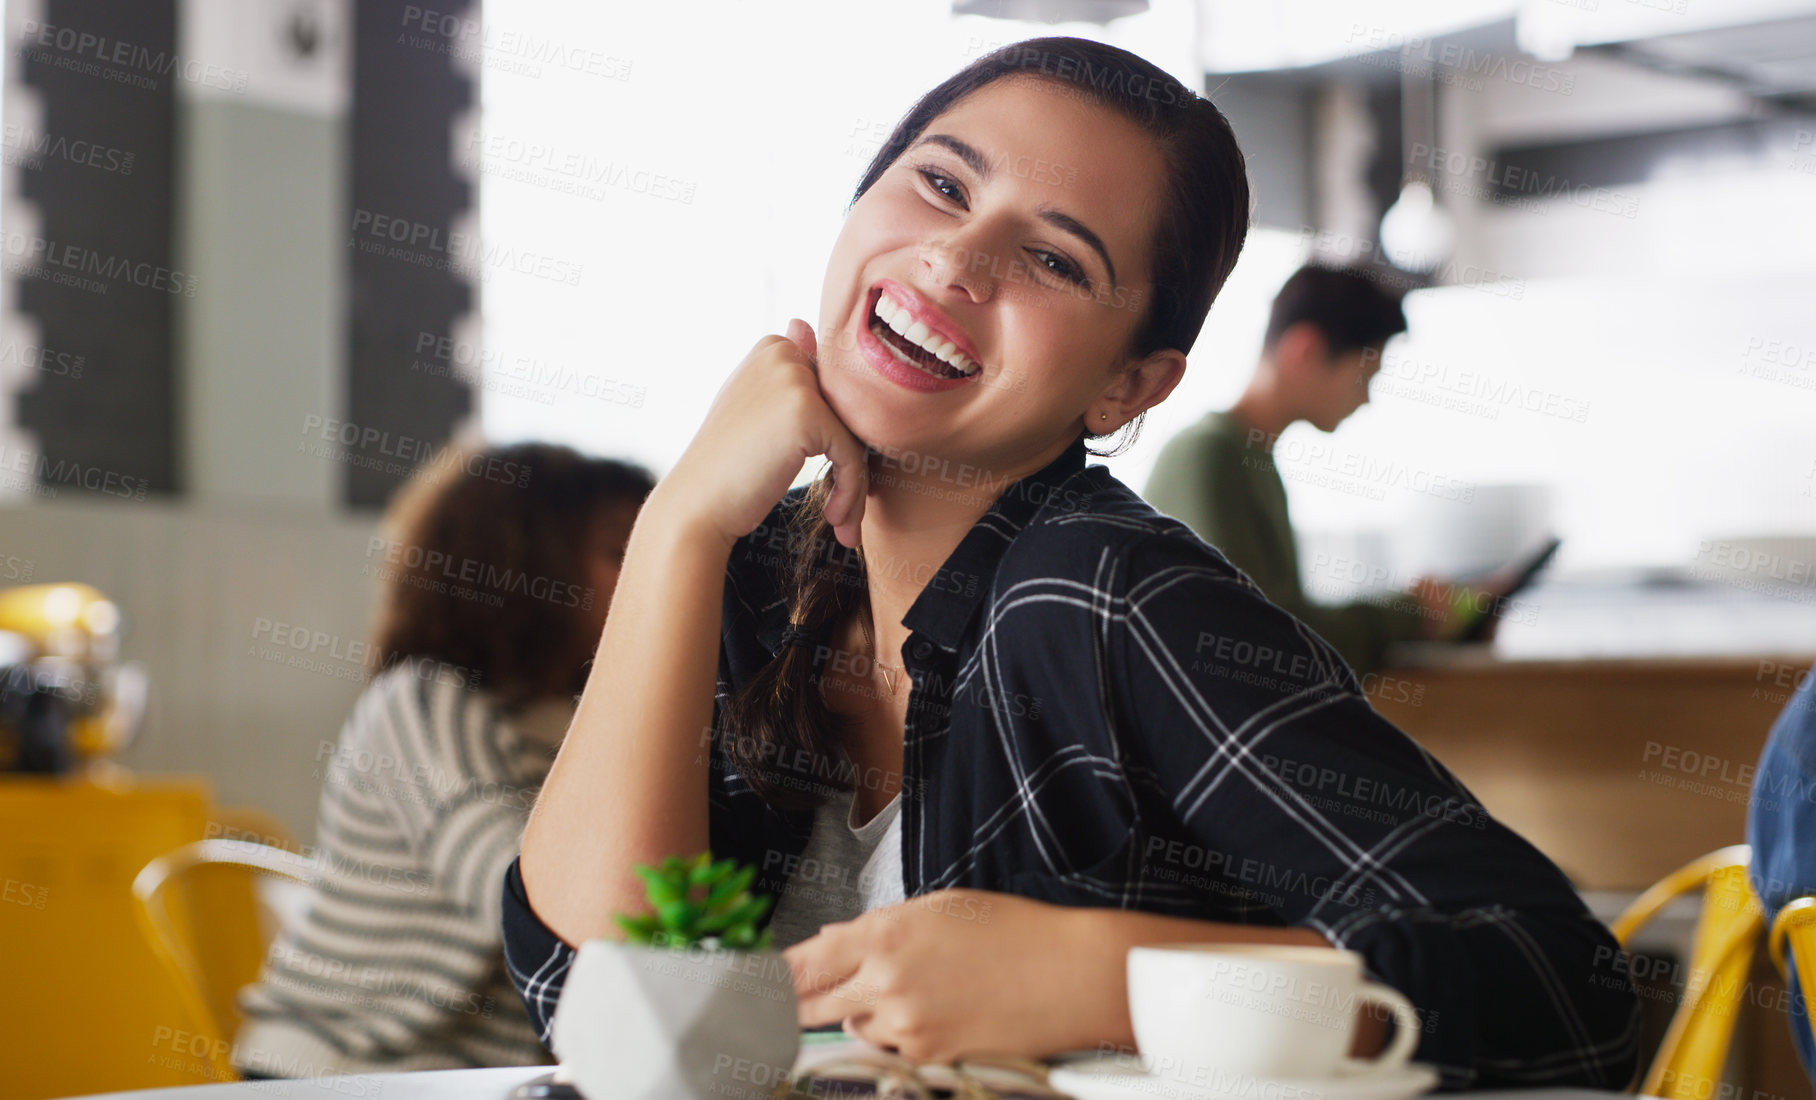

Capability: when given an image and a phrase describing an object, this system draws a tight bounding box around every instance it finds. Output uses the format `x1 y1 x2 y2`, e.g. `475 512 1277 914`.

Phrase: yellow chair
1768 896 1816 1050
133 838 315 1081
1612 845 1764 1100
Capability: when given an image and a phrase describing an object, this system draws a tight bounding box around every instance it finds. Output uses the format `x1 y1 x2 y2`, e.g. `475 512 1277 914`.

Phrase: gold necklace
856 610 903 696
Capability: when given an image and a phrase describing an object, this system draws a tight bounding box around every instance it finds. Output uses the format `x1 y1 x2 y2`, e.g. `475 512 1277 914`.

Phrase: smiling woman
508 36 1639 1088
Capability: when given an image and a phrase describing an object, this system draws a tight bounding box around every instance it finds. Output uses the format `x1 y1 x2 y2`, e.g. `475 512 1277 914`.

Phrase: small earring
1099 412 1108 421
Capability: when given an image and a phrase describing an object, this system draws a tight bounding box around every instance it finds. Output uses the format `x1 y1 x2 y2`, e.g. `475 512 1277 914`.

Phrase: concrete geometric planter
551 938 801 1100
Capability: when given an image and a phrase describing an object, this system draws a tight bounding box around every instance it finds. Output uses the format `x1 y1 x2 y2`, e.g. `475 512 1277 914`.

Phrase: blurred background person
1144 264 1488 673
231 442 653 1076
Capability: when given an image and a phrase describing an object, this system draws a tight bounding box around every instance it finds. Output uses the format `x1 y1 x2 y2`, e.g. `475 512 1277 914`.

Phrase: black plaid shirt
503 438 1638 1088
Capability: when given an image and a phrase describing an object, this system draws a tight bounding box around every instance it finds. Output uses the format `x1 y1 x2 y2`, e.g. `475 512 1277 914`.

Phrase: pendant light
1379 53 1455 274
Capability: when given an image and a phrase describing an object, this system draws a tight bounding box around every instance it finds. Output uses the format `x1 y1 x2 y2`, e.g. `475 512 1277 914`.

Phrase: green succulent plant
614 851 775 951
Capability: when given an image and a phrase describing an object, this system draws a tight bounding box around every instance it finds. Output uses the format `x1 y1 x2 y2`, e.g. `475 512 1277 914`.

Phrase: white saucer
1047 1051 1439 1100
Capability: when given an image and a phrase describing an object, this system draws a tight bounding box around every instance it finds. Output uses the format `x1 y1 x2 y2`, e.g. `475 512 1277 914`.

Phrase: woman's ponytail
721 471 864 809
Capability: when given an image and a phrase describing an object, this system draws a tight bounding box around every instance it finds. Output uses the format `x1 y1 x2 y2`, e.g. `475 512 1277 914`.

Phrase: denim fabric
1748 665 1816 1080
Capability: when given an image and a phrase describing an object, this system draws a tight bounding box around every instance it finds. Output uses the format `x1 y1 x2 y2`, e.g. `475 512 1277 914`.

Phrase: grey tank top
765 784 905 949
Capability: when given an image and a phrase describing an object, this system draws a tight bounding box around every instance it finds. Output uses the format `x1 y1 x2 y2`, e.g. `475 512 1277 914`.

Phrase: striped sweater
233 659 569 1075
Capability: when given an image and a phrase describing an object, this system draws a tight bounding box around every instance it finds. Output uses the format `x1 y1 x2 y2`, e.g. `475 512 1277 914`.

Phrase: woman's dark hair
721 37 1251 809
369 440 654 709
1263 264 1409 357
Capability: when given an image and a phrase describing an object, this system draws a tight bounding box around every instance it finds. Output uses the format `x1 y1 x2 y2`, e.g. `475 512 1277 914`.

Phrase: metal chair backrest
132 838 315 1081
1768 897 1816 1052
1612 844 1764 1099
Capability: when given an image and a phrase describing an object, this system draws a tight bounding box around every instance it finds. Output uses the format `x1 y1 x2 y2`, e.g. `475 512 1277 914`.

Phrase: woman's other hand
784 892 1362 1064
784 889 1097 1063
657 318 869 550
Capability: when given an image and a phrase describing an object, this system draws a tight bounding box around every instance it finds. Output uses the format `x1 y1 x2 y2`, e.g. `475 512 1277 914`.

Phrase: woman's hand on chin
783 889 1102 1063
656 317 868 550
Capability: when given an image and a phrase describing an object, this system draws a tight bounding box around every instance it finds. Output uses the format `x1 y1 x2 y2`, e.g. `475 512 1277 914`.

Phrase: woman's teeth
873 293 977 377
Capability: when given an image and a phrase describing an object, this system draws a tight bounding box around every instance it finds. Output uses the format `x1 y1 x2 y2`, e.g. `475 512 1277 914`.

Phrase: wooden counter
1370 653 1814 890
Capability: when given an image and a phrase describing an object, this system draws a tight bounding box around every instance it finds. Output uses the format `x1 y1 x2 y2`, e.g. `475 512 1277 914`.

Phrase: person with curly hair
235 441 652 1076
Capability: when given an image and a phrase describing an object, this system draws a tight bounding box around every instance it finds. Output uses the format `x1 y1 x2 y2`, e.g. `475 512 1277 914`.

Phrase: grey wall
1204 73 1315 232
178 99 344 508
1 499 376 838
0 0 476 841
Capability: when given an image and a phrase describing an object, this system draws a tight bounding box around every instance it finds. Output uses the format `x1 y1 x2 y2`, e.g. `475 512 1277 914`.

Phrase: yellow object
0 582 145 767
133 839 314 1081
1768 897 1816 1050
0 776 215 1097
0 582 119 661
1612 844 1763 1100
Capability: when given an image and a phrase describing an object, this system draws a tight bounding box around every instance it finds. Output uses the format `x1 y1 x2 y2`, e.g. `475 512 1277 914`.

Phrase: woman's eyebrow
912 133 1119 287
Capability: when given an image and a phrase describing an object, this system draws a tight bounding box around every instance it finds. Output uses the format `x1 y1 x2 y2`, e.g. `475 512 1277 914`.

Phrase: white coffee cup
1127 943 1421 1080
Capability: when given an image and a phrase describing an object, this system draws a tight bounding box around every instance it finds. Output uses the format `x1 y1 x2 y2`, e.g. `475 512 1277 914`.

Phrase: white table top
65 1065 1640 1100
67 1066 553 1100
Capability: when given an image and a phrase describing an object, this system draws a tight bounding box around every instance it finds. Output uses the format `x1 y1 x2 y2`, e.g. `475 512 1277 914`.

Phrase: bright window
473 0 1199 484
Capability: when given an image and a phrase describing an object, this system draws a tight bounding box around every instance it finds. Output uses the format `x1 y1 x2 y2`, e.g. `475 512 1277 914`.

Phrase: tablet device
1456 536 1562 643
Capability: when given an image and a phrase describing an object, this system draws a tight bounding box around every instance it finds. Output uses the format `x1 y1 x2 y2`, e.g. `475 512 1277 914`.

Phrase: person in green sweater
1145 264 1479 674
